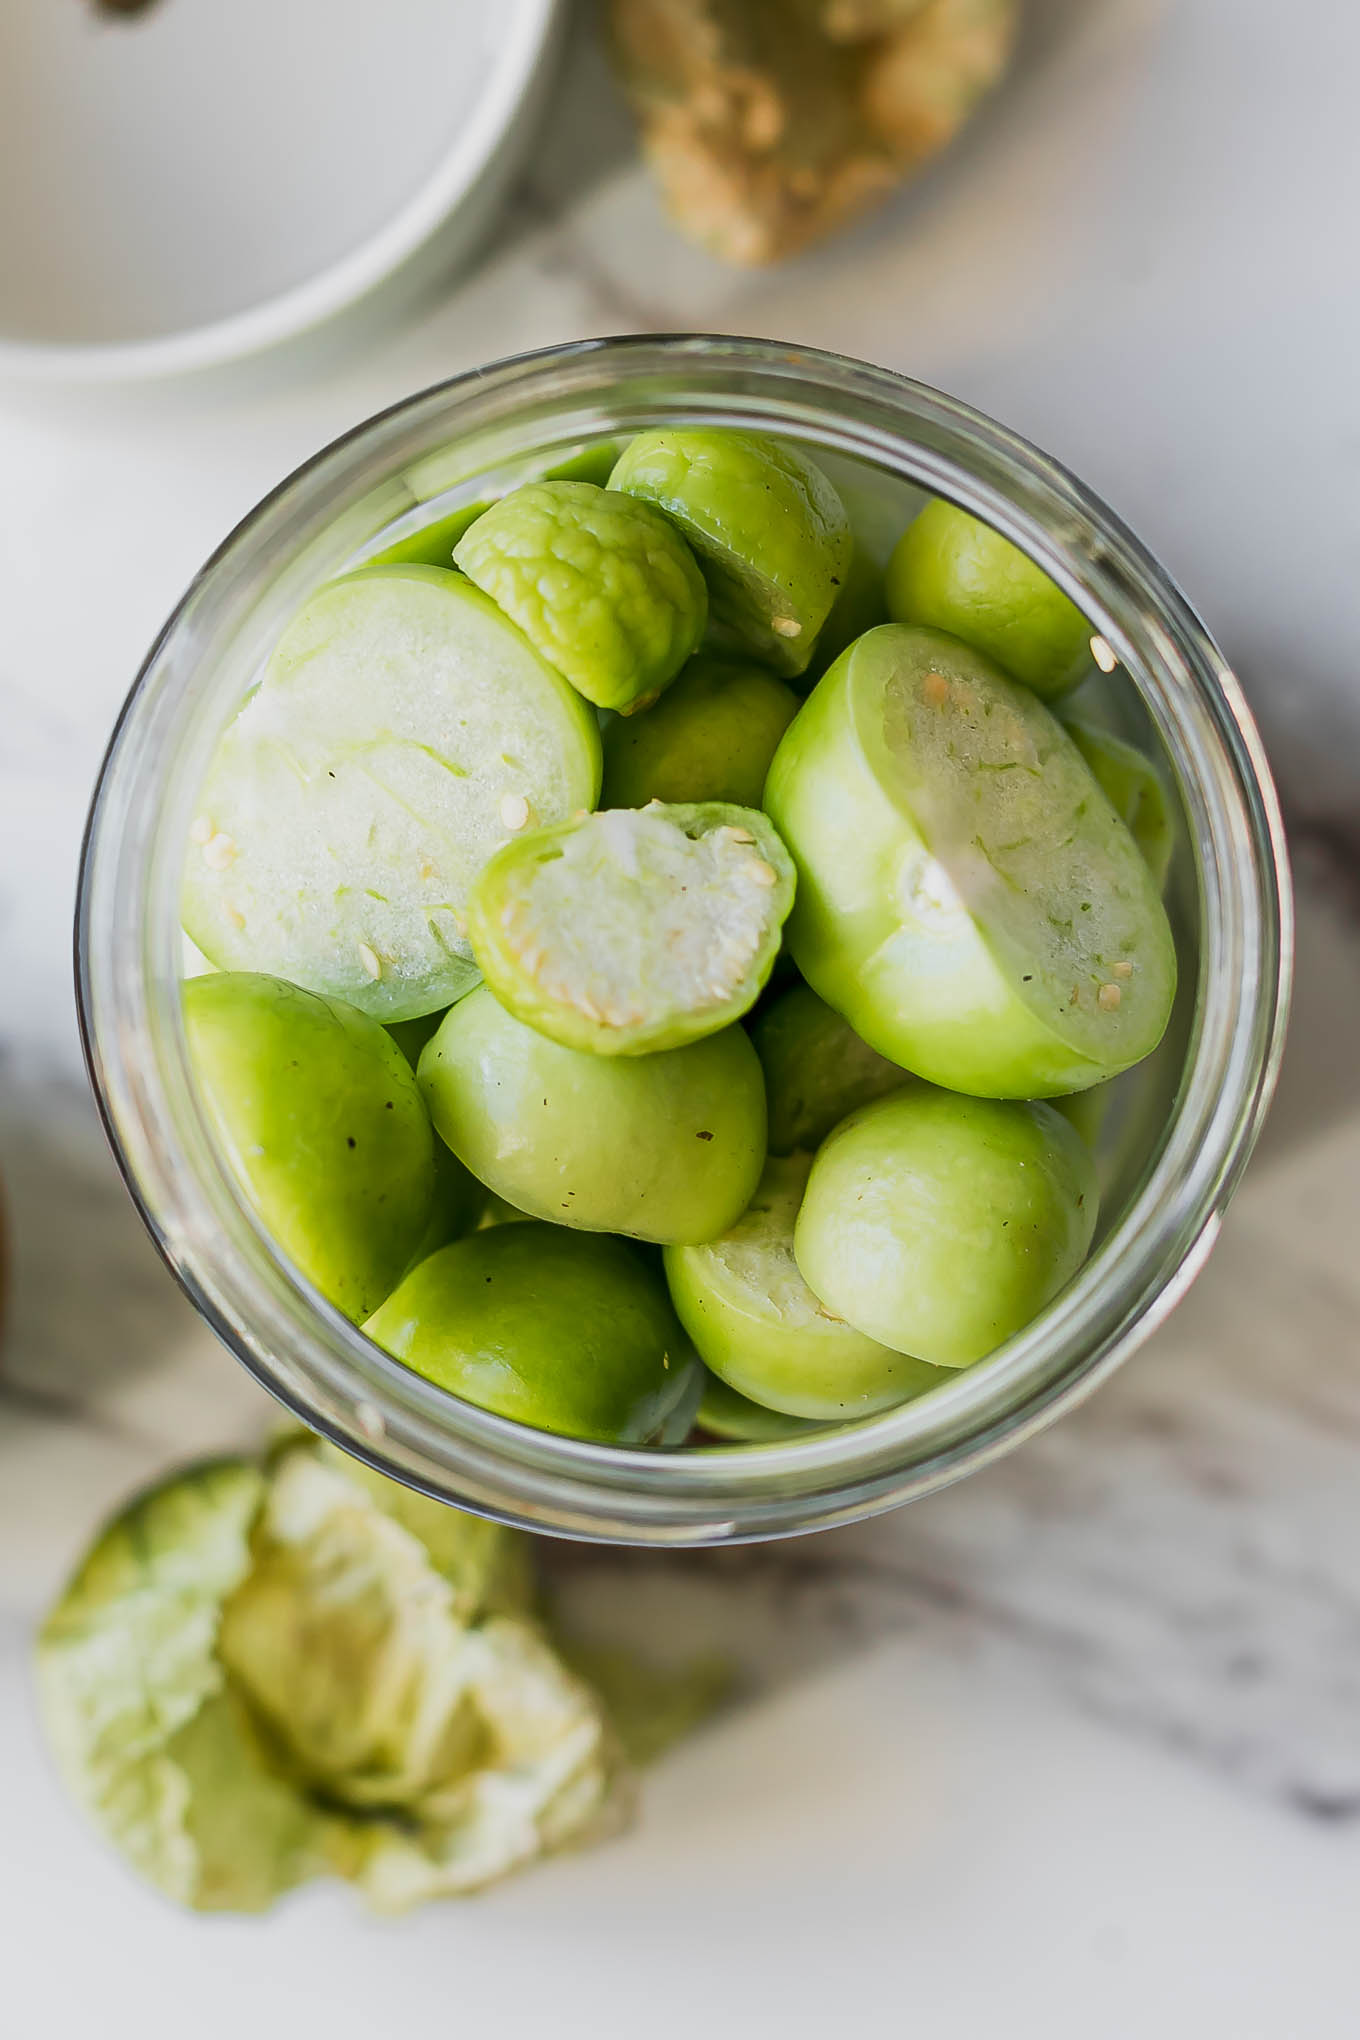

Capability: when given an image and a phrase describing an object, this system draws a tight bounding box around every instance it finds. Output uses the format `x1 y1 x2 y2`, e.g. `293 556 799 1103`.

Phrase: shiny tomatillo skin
794 1088 1098 1369
184 971 436 1322
418 986 767 1244
763 624 1177 1098
665 1153 946 1419
886 497 1092 700
366 1223 701 1445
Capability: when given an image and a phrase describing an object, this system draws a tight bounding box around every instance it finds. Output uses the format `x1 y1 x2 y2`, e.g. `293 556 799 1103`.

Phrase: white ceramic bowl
0 0 564 381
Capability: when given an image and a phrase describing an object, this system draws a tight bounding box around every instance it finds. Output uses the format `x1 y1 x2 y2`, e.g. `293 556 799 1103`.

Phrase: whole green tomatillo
751 981 911 1155
601 657 799 810
804 536 888 686
366 1223 700 1445
418 985 766 1243
794 1087 1098 1367
454 479 708 713
184 971 436 1321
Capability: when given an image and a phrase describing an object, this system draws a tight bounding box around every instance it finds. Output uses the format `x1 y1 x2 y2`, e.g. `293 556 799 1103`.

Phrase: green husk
36 1440 719 1915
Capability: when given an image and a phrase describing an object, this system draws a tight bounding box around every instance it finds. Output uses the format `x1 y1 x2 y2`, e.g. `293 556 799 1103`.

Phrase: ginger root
610 0 1018 265
816 0 932 38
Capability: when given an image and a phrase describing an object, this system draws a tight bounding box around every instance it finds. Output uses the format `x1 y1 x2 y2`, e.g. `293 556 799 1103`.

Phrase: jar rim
75 334 1293 1544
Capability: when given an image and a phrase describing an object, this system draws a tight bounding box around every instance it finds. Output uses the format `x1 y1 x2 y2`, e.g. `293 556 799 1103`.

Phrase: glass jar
76 335 1291 1545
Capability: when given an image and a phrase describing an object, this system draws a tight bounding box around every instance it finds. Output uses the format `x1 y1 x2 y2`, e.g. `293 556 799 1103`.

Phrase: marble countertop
4 2 1360 2032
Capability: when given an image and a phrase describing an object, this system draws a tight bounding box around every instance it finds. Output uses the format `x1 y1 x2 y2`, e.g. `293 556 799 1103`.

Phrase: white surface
5 1639 1359 2040
3 0 1360 2031
0 0 562 375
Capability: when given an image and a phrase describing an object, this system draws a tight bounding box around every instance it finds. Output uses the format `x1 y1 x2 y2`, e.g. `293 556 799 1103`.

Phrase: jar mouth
75 334 1293 1545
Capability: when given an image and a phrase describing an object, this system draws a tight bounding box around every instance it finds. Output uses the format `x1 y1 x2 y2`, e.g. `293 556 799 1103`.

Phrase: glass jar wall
76 337 1291 1544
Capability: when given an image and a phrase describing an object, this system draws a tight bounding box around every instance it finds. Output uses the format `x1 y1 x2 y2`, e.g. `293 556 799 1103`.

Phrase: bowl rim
0 0 563 384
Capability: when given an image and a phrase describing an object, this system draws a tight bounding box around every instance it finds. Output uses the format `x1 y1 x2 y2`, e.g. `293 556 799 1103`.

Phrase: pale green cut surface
1063 713 1176 890
468 802 795 1055
874 630 1177 1067
182 565 601 1022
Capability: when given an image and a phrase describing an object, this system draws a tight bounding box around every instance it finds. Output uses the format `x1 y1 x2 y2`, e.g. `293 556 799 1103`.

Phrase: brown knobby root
816 0 932 39
609 0 1018 264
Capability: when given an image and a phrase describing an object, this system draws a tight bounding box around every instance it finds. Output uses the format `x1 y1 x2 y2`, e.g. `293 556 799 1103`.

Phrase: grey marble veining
549 879 1360 1823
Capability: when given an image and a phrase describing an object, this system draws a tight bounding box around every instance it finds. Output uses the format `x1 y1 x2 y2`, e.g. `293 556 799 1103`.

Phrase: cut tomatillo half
182 566 602 1024
466 802 796 1056
665 1153 946 1420
365 1223 700 1447
763 624 1178 1098
453 480 708 713
610 429 851 678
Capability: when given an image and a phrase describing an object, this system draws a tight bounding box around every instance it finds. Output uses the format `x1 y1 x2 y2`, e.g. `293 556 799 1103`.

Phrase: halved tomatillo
466 802 796 1056
763 624 1177 1098
182 566 602 1022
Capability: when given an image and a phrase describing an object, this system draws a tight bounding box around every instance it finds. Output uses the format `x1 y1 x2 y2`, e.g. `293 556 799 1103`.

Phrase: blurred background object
611 0 1017 263
0 0 565 378
0 0 1018 378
